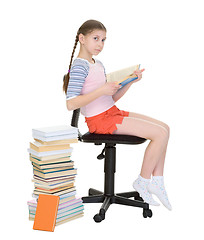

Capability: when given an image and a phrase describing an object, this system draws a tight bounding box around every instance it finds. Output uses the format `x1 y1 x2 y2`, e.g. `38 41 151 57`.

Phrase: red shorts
85 105 129 134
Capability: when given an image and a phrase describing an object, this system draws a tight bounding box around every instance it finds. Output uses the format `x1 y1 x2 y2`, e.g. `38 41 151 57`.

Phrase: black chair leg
89 188 103 196
82 191 152 222
82 144 153 222
117 191 140 198
93 196 111 222
114 195 148 209
82 194 104 203
117 191 144 201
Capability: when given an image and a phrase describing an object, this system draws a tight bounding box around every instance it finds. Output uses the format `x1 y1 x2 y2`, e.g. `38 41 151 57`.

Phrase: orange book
33 194 60 232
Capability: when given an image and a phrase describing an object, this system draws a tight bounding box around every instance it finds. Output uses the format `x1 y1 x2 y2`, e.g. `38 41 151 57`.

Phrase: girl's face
79 29 106 56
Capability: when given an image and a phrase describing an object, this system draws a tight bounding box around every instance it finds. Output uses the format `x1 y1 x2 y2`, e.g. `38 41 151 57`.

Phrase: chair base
82 188 153 222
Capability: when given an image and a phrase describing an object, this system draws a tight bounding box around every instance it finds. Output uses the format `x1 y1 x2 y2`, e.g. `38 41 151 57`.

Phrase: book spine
52 197 60 231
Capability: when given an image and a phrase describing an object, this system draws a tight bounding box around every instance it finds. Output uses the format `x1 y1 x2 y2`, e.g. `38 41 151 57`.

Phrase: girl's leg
152 146 167 176
128 112 170 177
113 116 169 179
128 112 170 134
113 114 172 210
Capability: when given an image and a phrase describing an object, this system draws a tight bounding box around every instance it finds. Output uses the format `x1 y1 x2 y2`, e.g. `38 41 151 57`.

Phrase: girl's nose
98 42 103 48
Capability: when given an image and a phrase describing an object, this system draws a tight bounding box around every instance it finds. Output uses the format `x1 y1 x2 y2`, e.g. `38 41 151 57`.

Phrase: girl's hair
63 19 106 94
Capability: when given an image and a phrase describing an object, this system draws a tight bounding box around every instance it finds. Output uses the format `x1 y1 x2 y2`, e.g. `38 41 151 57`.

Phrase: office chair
71 108 153 222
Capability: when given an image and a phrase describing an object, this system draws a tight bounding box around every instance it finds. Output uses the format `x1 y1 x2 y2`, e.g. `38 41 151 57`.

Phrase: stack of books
27 125 84 226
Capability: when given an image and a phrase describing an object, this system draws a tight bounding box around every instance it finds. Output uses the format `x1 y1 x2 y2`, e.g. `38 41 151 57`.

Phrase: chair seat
82 132 146 145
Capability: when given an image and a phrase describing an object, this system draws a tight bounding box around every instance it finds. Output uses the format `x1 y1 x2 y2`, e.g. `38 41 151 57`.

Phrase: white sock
147 176 172 210
133 175 160 206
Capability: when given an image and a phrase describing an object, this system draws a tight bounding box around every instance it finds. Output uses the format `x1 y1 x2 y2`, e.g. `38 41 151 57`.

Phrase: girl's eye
93 37 106 42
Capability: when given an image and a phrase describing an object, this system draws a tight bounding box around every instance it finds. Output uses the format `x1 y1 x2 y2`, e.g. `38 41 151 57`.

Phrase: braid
68 35 78 72
63 34 79 94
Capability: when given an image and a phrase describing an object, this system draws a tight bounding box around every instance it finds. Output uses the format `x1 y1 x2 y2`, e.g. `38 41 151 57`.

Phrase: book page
106 65 139 83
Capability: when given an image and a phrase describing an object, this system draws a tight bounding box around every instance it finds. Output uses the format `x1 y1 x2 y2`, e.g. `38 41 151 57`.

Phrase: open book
106 64 140 87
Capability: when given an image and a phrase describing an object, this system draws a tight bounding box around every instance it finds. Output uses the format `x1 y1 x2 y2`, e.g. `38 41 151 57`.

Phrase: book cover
117 75 138 87
31 160 74 170
33 175 75 183
32 164 74 173
106 64 141 87
32 190 77 200
30 141 71 152
32 133 78 142
35 138 78 145
28 198 84 225
32 125 78 137
30 154 71 162
33 167 77 178
56 213 83 226
33 187 76 196
33 194 60 232
27 147 73 157
117 64 140 87
34 183 74 194
33 179 75 190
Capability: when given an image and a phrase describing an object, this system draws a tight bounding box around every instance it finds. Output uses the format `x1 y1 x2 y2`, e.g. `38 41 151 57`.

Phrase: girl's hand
132 68 145 83
100 82 121 96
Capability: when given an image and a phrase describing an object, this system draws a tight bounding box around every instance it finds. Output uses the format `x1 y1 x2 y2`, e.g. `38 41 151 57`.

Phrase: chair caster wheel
143 209 153 218
93 213 105 223
94 209 105 223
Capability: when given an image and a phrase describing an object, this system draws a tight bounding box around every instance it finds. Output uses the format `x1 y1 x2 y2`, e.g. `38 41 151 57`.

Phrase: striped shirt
66 58 115 117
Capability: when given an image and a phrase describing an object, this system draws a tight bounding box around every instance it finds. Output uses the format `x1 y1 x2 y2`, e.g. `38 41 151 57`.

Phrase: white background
1 0 204 238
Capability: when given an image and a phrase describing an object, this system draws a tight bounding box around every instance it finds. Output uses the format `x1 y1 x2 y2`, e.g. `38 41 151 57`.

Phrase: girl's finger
134 69 145 74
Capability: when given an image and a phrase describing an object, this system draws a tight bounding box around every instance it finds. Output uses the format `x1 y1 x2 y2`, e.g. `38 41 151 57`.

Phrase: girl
63 19 172 210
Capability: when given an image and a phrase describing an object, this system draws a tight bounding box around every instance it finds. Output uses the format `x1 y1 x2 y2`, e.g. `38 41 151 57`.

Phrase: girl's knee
157 126 170 143
159 121 170 137
151 119 170 141
163 123 170 139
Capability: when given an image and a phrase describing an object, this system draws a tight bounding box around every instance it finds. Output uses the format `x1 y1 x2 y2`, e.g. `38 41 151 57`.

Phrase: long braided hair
63 19 106 94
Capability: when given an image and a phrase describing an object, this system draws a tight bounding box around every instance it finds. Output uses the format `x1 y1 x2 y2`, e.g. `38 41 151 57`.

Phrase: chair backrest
71 109 82 141
71 109 80 128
